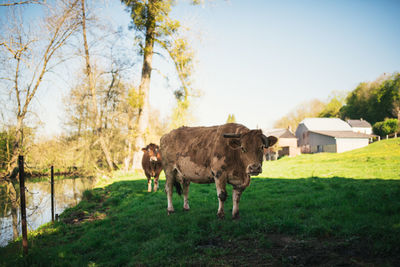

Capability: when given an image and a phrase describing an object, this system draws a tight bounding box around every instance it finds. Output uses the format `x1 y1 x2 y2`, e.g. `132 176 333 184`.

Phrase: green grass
1 138 400 266
262 138 400 179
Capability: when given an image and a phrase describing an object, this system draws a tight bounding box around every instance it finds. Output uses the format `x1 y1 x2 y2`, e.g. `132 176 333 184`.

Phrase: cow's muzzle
150 156 158 162
247 164 262 176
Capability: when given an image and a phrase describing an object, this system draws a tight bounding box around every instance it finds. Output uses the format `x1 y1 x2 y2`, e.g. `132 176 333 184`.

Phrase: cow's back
160 123 249 170
160 126 217 166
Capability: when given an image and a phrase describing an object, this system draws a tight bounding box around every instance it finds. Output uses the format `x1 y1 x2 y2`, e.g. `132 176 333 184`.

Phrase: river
0 177 95 247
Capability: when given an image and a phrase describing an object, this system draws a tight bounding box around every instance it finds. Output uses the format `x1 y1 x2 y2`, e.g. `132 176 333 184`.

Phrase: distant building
263 128 300 159
347 119 372 135
296 118 372 153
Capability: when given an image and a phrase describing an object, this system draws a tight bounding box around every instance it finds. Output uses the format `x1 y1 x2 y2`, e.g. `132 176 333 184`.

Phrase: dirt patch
204 234 400 266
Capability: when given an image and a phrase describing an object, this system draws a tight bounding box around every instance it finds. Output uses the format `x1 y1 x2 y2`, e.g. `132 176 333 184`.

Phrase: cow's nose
248 164 262 175
150 156 158 162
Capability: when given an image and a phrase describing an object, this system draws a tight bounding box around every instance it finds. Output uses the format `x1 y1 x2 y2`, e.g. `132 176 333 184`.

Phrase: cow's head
224 130 277 176
142 143 161 162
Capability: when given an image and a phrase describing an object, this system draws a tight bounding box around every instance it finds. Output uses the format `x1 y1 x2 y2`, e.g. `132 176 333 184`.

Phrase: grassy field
262 137 400 179
1 138 400 266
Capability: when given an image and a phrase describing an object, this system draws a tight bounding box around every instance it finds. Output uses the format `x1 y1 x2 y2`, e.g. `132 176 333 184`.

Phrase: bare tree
0 0 80 180
0 0 81 239
0 0 44 7
80 0 115 171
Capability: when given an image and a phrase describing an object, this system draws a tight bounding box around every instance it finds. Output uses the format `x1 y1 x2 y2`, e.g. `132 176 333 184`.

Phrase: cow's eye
241 147 247 153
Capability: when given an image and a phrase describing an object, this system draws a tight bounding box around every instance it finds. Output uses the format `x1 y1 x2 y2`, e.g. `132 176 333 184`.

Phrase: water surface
0 177 95 247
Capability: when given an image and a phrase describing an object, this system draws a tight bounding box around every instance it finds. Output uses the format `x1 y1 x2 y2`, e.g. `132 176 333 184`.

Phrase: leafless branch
0 1 44 7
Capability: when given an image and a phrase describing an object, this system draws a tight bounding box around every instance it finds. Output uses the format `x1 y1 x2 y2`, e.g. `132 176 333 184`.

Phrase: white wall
295 123 308 146
352 127 372 135
336 138 369 153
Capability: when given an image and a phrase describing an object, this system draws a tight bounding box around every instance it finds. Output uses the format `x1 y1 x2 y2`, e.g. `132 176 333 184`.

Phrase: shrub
373 118 399 136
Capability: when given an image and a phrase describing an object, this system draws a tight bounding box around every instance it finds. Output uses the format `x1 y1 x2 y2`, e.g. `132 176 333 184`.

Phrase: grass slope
1 138 400 266
262 138 400 179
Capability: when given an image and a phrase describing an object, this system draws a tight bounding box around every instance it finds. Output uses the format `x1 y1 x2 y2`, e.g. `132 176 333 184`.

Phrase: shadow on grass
1 177 400 266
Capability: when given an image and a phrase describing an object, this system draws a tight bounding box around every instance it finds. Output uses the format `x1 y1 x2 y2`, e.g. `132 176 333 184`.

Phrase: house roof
310 130 372 139
263 128 297 139
347 119 372 128
300 118 352 131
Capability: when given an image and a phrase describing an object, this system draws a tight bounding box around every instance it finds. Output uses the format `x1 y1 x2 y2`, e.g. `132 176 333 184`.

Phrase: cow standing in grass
142 143 163 192
160 123 278 219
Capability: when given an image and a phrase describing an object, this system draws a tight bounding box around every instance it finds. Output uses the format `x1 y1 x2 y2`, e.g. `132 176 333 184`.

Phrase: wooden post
18 155 28 255
51 166 55 222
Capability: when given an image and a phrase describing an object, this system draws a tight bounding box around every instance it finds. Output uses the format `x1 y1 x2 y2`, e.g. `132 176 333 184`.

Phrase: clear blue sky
2 0 400 135
172 0 400 129
143 0 400 130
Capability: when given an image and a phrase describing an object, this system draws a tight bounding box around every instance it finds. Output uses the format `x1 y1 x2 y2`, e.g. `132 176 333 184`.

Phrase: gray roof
300 118 352 131
310 130 372 139
263 128 296 139
347 119 372 128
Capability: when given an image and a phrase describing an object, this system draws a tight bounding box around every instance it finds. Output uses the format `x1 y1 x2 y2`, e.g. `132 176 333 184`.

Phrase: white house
347 119 373 135
263 128 301 158
296 118 372 153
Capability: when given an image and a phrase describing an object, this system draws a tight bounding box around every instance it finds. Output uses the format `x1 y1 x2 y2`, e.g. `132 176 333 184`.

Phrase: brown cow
160 123 277 219
142 143 163 192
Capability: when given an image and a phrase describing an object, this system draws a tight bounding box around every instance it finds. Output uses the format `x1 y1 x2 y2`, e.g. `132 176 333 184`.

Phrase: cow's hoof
217 212 225 220
232 212 240 220
183 207 190 212
167 209 175 215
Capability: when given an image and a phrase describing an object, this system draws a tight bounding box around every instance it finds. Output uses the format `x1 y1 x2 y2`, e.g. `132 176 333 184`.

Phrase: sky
2 0 400 136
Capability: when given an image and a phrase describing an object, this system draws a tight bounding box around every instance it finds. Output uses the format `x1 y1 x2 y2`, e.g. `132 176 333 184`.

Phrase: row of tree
0 0 204 241
0 0 203 176
274 73 400 135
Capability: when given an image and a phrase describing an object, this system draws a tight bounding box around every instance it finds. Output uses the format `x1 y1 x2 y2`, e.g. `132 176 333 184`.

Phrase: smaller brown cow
142 143 163 192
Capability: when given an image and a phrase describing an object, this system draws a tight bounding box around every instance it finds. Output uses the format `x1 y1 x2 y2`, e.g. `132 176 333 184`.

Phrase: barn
263 128 300 159
347 119 373 134
296 118 372 153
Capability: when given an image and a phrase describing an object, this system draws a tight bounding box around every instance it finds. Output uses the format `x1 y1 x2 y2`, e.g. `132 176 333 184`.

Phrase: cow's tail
174 181 182 195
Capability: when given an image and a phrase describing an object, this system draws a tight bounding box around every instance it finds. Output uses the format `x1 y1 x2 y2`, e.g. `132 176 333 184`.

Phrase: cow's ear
141 147 147 152
267 136 278 147
227 139 241 150
223 133 242 150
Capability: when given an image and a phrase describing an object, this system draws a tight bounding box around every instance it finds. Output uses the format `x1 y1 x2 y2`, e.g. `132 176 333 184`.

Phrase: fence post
51 166 54 222
18 155 28 255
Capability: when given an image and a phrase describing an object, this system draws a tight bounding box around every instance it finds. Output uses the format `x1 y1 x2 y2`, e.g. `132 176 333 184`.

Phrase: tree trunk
132 2 156 170
81 0 113 172
5 115 23 182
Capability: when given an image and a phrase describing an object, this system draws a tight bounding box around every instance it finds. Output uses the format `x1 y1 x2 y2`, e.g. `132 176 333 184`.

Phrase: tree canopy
340 73 400 124
274 73 400 131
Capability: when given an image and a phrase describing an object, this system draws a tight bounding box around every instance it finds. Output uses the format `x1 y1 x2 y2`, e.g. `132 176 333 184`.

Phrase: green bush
373 118 399 136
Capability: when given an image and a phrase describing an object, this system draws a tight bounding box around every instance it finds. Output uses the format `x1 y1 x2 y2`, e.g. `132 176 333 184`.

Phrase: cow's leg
182 179 190 211
153 174 159 192
232 188 244 220
165 169 175 214
215 177 227 219
145 172 152 192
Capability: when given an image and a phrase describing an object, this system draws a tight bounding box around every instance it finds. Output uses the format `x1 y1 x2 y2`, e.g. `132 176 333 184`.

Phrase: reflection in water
0 177 95 247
